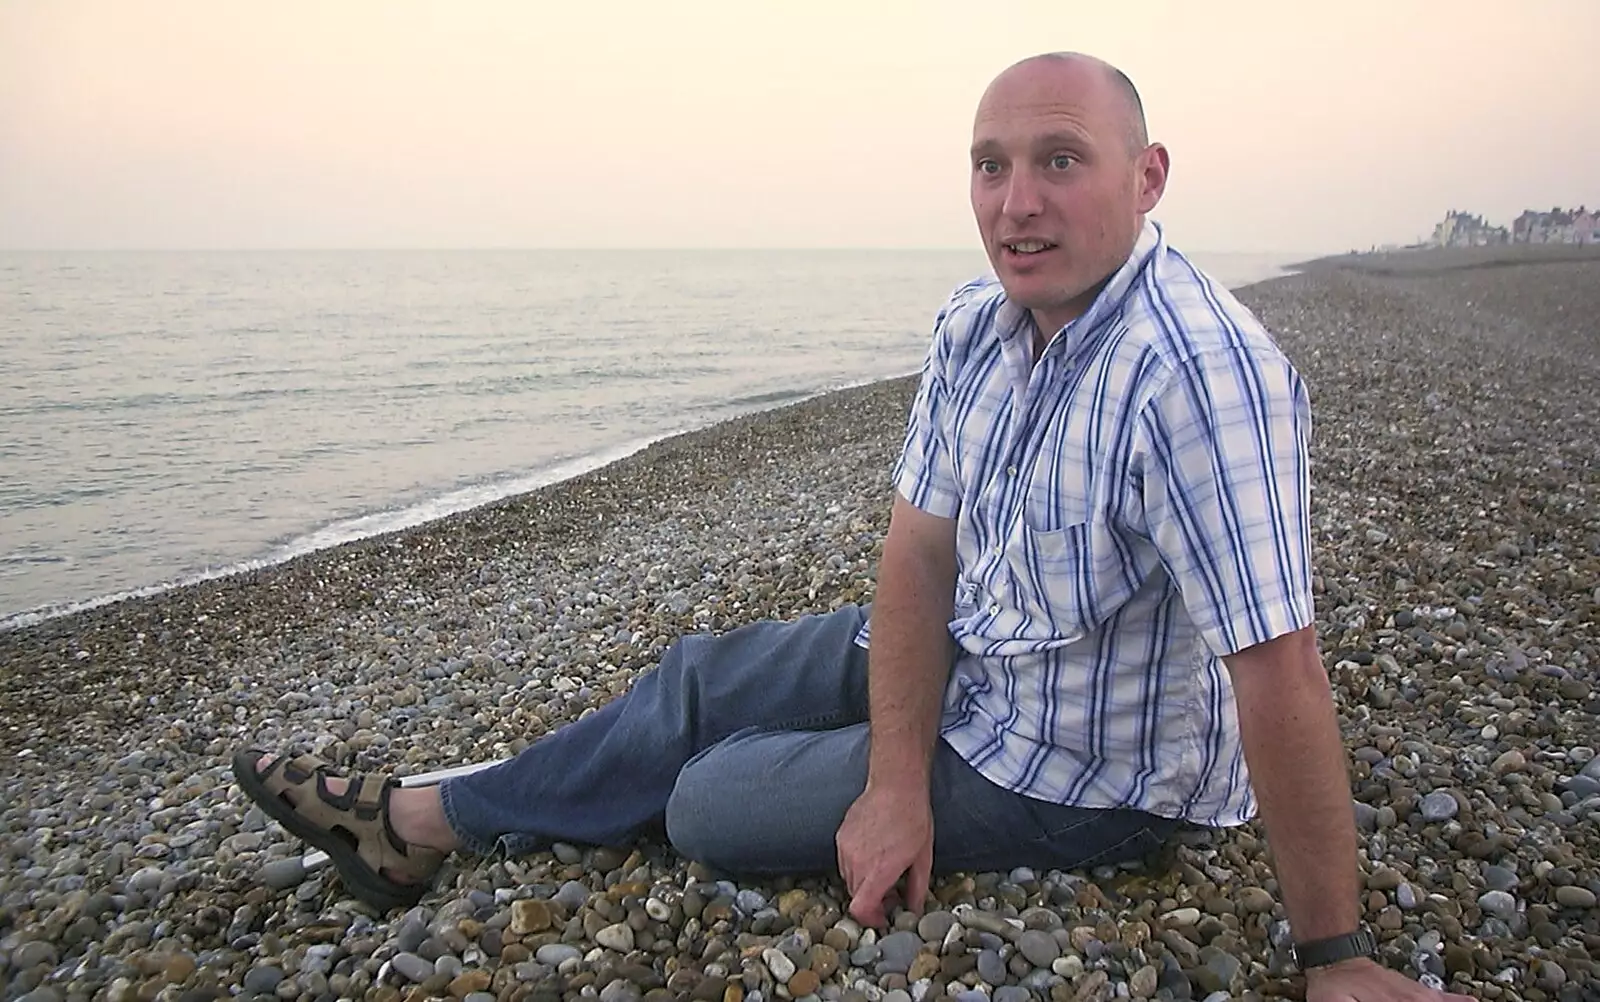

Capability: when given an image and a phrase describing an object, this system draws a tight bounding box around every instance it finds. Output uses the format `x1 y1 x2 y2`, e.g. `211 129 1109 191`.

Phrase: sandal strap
352 773 387 820
284 753 326 785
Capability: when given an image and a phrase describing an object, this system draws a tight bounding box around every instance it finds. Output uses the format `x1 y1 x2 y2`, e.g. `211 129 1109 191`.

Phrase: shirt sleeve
1134 346 1315 657
890 294 965 519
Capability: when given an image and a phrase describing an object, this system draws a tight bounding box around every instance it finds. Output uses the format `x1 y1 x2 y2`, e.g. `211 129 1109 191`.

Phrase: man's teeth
1008 241 1051 253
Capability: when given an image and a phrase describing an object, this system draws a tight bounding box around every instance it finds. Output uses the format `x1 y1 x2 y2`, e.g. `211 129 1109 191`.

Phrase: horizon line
0 244 1332 256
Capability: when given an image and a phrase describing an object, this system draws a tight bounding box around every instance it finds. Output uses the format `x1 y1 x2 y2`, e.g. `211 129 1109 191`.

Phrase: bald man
236 53 1468 1002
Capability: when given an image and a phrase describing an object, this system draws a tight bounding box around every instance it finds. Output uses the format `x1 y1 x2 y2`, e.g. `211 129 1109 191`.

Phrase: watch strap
1291 927 1377 970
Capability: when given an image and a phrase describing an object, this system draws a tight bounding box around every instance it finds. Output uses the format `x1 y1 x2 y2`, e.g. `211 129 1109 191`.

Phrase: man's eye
975 159 1001 175
1050 154 1076 170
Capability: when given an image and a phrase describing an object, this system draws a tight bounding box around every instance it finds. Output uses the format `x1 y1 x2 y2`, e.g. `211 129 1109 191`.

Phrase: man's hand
836 782 933 927
1306 959 1476 1002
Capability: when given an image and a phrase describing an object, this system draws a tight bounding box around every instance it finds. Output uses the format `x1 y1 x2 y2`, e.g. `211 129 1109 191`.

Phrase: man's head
969 53 1169 336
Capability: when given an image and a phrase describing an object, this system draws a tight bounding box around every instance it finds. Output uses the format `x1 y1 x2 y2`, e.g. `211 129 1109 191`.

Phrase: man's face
969 58 1167 337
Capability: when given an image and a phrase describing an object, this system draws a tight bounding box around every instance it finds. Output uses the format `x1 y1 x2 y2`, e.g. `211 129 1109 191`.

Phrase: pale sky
2 1 1596 253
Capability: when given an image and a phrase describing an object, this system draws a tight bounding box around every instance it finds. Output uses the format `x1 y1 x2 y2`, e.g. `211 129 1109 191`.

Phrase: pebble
1418 791 1459 822
255 856 306 890
1477 890 1519 919
976 949 1007 986
537 944 583 966
242 966 284 994
595 923 635 952
875 931 922 975
1017 929 1060 967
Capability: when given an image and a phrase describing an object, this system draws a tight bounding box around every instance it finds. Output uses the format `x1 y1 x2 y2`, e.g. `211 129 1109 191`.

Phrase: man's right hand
835 781 934 928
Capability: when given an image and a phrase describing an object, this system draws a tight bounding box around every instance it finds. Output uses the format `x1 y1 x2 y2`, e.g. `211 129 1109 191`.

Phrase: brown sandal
231 748 445 910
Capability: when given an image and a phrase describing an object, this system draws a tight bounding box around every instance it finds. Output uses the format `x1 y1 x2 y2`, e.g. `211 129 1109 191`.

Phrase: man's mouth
1003 240 1057 256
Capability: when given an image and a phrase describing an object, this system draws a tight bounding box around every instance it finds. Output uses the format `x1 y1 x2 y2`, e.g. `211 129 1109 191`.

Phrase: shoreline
0 371 920 635
1 256 1597 999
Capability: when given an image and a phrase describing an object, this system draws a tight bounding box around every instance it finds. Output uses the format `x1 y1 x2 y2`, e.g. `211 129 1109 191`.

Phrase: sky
2 1 1596 254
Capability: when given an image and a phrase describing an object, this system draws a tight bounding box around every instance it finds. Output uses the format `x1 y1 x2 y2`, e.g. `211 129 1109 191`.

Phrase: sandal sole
231 749 431 911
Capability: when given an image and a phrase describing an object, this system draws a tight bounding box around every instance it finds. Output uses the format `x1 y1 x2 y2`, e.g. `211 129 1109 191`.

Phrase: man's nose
1002 169 1043 218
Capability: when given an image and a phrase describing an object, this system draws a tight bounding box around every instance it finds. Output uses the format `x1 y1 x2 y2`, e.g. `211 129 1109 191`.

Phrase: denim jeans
440 602 1180 874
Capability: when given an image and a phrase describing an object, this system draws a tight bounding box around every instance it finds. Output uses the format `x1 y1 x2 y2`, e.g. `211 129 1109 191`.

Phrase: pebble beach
2 250 1598 1002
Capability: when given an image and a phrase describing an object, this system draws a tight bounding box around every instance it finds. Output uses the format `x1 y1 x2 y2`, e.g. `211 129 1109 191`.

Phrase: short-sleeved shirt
854 220 1314 826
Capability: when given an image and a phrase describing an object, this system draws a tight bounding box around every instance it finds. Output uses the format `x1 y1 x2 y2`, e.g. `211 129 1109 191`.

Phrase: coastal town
1430 205 1599 247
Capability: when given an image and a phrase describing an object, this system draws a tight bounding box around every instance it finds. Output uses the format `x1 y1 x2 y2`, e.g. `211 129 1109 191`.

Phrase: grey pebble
257 857 306 891
600 981 641 1002
917 909 957 943
554 879 591 911
977 949 1008 986
1564 776 1600 799
994 988 1032 1002
1482 865 1519 892
1017 929 1060 968
9 941 58 970
736 890 768 914
1397 883 1420 910
1418 791 1459 822
1352 802 1379 831
127 867 166 894
552 842 583 865
537 943 584 966
395 913 430 954
242 966 284 994
875 930 922 975
390 952 434 983
1477 890 1519 919
1412 949 1446 981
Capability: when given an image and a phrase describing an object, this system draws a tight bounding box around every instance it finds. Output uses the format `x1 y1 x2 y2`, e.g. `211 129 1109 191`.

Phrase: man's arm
1223 625 1360 940
836 492 957 926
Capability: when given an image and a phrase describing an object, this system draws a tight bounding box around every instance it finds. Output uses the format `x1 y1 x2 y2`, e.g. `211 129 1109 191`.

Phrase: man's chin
996 273 1076 310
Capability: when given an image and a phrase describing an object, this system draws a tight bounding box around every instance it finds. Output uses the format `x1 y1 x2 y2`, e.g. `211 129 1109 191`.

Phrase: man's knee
663 752 736 867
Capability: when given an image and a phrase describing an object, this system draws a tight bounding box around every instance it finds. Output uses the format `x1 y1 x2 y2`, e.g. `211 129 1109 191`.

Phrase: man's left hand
1306 958 1476 1002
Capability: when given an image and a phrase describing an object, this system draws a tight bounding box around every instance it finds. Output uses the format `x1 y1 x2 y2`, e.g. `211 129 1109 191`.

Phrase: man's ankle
392 787 463 854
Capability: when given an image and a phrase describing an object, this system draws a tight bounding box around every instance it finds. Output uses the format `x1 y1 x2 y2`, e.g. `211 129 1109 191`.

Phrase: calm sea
0 249 1299 627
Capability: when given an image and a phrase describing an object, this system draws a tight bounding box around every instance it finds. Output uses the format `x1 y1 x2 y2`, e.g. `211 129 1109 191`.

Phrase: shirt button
989 604 1000 615
1007 465 1018 476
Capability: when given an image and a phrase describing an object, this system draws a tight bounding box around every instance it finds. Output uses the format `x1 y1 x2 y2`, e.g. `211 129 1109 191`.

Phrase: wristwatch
1290 927 1377 970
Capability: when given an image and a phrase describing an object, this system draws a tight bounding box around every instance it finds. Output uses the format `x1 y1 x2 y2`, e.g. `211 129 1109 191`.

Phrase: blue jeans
440 603 1179 874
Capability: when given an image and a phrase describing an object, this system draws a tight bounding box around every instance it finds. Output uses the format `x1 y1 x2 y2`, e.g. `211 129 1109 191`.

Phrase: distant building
1511 206 1598 245
1431 210 1510 248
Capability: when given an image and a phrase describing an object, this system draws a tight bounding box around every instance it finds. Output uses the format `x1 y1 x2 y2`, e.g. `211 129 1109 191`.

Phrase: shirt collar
995 218 1164 353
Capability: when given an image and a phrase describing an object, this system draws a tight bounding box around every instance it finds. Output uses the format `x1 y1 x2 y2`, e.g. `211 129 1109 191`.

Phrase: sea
0 248 1301 628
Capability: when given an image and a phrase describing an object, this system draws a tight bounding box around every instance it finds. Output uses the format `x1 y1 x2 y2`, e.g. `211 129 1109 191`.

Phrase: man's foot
231 749 451 910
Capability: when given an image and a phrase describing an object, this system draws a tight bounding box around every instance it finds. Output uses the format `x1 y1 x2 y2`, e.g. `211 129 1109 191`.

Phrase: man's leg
666 724 1179 875
436 603 873 856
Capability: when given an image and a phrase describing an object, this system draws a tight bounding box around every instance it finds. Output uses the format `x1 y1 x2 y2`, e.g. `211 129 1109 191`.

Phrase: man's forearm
865 524 957 788
1228 628 1361 941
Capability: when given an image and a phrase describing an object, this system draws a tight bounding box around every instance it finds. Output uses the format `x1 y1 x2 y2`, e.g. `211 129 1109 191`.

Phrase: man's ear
1136 142 1170 213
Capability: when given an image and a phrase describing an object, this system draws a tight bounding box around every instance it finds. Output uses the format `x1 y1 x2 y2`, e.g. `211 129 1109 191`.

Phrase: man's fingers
848 867 897 928
905 839 933 915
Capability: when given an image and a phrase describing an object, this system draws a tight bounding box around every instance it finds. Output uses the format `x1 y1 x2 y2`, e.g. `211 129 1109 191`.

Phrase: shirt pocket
1008 518 1139 642
1008 520 1097 641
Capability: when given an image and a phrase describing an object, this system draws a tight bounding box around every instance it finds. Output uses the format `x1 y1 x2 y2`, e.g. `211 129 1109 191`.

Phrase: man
235 53 1469 1002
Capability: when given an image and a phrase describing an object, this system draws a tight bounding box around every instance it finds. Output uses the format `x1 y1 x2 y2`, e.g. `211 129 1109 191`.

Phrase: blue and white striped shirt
856 220 1314 827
